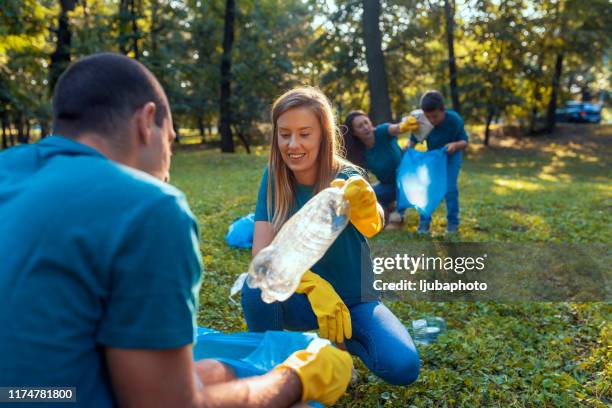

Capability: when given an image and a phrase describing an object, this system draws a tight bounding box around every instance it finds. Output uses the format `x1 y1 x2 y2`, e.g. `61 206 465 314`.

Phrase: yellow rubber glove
331 176 383 238
276 339 353 405
414 142 428 152
399 116 419 133
296 271 352 344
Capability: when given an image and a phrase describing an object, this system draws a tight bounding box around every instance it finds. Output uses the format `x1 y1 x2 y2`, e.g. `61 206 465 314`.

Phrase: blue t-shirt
254 167 376 306
0 136 203 407
411 109 469 151
365 124 402 185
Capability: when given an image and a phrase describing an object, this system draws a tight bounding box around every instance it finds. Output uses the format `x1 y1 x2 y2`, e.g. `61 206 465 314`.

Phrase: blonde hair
267 86 356 232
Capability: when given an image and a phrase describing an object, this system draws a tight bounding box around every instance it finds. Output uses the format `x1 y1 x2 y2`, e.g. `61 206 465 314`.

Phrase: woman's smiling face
276 107 322 185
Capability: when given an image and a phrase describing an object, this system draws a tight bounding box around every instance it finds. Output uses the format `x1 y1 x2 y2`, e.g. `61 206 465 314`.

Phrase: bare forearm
195 359 236 385
445 140 468 154
252 221 274 257
452 140 467 151
194 367 302 408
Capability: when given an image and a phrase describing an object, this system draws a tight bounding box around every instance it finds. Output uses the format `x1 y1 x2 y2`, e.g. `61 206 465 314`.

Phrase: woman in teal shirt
342 111 418 214
241 87 419 385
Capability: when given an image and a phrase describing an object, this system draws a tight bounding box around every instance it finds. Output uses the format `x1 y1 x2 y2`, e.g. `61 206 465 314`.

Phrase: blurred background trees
1 0 610 151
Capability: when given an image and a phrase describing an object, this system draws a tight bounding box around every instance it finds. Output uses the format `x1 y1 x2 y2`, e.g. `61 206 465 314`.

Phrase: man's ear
135 102 157 146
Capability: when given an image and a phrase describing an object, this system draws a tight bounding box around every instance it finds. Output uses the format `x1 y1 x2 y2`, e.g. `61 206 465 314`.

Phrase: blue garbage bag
225 213 255 248
396 147 448 217
193 327 324 407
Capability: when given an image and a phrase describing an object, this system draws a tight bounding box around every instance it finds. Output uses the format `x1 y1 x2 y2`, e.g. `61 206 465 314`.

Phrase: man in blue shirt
0 53 351 407
410 91 468 233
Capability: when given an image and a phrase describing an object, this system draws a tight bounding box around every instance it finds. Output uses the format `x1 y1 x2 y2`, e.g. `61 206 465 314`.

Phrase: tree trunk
233 126 251 154
118 0 128 54
528 83 541 134
150 0 159 55
25 121 31 144
149 0 162 80
566 73 575 97
581 86 591 102
198 114 205 138
361 0 392 124
8 118 15 146
130 0 140 59
39 120 50 139
49 0 77 95
545 53 563 134
1 113 7 149
484 107 495 146
444 0 460 114
173 120 180 143
16 115 25 144
218 0 236 153
529 105 537 135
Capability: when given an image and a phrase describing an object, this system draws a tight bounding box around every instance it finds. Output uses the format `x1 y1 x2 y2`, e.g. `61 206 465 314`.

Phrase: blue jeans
241 283 420 385
420 151 462 228
373 181 396 210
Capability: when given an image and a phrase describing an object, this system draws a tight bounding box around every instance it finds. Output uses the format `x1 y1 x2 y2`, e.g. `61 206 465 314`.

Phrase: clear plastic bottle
410 317 447 345
231 186 350 303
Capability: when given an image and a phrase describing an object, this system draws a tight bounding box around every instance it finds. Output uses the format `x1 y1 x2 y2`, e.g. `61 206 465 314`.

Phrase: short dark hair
420 90 445 112
52 53 168 138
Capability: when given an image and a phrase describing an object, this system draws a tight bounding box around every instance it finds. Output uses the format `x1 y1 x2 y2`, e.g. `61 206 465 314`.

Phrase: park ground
170 124 611 407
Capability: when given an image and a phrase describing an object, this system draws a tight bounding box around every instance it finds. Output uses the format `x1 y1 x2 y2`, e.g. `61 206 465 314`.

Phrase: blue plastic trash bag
225 213 255 248
396 147 448 217
193 327 324 407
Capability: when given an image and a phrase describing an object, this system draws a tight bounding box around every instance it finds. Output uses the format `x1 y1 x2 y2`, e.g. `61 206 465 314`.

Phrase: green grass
170 124 611 407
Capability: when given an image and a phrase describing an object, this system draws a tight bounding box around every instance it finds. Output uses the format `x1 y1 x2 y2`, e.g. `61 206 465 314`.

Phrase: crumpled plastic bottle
403 109 433 142
230 186 350 303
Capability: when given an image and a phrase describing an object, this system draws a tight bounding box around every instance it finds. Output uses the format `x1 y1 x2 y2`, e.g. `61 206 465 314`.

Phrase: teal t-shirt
411 109 469 150
365 123 402 185
0 136 203 407
254 167 376 306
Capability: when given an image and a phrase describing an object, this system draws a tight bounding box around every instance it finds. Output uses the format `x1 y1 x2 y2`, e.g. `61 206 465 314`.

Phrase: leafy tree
2 0 610 151
139 0 192 138
461 0 527 144
230 0 313 150
539 0 612 132
1 0 55 145
186 0 223 140
118 0 142 58
306 0 369 119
